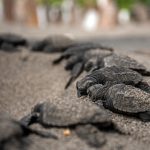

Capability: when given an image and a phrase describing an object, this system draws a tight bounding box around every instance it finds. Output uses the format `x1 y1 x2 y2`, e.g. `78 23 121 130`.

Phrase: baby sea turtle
76 66 143 97
64 49 113 88
53 44 113 88
20 98 117 148
101 54 150 76
88 84 150 121
31 34 75 53
21 99 111 127
0 114 57 149
0 33 27 51
53 42 113 64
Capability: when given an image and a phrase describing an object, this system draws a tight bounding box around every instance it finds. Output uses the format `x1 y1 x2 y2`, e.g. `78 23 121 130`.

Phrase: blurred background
1 0 150 30
0 0 150 52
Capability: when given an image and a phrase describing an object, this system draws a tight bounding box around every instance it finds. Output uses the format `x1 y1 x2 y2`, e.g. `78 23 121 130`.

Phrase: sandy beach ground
0 25 150 149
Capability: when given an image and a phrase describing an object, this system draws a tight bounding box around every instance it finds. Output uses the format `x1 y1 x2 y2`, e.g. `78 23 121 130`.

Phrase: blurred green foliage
37 0 150 8
116 0 134 9
116 0 150 10
37 0 63 6
76 0 97 7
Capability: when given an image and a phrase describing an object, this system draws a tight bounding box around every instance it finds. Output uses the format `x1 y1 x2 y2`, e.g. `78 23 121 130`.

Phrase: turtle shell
31 35 75 52
33 97 111 127
77 66 143 96
102 54 147 73
105 84 150 113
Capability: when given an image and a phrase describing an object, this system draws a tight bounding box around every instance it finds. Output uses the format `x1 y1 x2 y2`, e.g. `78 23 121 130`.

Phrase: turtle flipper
65 62 83 89
20 113 38 126
138 111 150 122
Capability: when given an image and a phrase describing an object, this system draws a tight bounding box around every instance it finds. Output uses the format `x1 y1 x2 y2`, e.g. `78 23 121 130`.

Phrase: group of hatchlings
0 33 150 122
0 33 150 148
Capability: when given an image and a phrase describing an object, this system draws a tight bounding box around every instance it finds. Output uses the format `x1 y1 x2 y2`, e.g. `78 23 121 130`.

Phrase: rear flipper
75 125 106 148
65 55 82 70
53 55 64 64
26 127 58 139
138 111 150 122
65 62 83 89
136 81 150 94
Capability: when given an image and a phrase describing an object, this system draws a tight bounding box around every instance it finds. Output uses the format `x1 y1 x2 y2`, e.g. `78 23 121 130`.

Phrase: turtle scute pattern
76 66 143 97
77 64 150 120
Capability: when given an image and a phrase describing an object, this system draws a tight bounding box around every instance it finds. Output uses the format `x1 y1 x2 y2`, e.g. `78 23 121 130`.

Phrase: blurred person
25 0 38 27
13 0 38 27
49 5 62 24
2 0 15 22
61 0 76 24
97 0 118 28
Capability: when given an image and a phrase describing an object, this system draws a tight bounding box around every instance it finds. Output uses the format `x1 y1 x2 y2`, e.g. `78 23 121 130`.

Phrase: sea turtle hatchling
0 33 27 51
31 34 75 53
20 98 117 148
0 114 57 149
64 49 113 88
100 54 150 76
53 42 113 88
87 83 150 121
20 99 112 127
76 66 143 97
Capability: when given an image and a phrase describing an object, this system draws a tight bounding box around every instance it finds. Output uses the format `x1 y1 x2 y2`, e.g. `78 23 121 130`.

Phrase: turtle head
76 77 96 97
87 84 106 101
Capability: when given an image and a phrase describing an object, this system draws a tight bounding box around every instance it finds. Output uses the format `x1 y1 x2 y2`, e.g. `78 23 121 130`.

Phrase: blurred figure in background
3 0 38 27
97 0 118 28
62 0 76 25
3 0 15 22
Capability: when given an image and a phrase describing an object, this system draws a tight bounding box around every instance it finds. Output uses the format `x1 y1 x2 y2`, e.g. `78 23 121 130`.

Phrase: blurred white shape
118 9 130 24
37 5 47 28
82 9 99 31
97 0 109 7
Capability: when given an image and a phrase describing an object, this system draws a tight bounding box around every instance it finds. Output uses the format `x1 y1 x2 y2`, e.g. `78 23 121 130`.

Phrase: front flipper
20 112 38 126
65 62 84 89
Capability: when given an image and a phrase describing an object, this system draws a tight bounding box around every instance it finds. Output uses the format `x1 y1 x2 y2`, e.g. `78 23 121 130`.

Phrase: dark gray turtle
31 34 75 52
88 83 150 121
53 42 113 64
76 66 143 97
21 99 111 127
20 98 117 148
100 54 150 76
0 33 27 46
64 49 113 88
0 33 27 51
53 45 113 88
0 114 57 150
